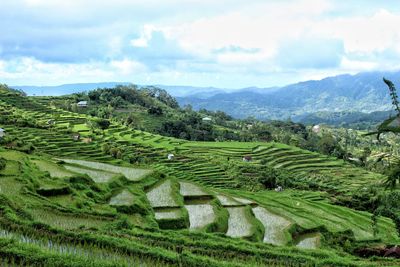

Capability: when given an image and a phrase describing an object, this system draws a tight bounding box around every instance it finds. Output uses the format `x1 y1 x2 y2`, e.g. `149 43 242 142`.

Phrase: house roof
0 128 4 131
77 101 87 105
202 117 212 121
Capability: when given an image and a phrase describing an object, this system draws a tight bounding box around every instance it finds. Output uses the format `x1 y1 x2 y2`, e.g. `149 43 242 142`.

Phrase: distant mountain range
12 82 131 96
10 70 400 123
12 83 236 97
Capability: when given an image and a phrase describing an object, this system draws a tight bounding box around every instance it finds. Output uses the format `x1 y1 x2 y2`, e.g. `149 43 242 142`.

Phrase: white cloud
2 1 400 87
161 0 332 58
110 59 147 74
340 57 378 72
0 57 119 85
130 25 156 48
312 9 400 54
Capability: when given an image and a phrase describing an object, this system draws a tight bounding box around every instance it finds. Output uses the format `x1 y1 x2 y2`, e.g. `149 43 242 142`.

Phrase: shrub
258 165 291 189
0 157 6 170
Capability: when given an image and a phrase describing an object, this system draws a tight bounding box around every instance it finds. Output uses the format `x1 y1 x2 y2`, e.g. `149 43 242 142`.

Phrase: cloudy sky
1 0 400 88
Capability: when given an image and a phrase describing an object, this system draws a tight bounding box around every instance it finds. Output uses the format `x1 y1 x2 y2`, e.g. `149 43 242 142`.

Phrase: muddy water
252 206 291 245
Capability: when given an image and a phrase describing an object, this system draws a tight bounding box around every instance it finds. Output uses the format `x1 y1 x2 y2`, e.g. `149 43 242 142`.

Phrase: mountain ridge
177 71 400 120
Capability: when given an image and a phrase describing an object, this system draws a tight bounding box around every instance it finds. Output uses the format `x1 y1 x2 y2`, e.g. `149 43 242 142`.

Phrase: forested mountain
292 110 393 129
177 71 400 121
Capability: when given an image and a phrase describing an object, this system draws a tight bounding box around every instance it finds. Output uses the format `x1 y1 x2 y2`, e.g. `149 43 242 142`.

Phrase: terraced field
182 142 385 194
60 158 152 181
2 91 384 195
185 203 216 230
0 90 399 266
252 206 291 245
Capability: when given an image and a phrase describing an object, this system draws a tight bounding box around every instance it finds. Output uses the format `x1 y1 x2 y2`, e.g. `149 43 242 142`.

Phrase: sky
1 0 400 88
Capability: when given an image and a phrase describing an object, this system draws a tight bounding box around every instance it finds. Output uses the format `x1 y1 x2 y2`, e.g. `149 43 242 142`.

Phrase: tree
384 161 400 190
0 157 6 170
91 118 110 130
317 134 343 157
148 106 163 115
360 147 372 167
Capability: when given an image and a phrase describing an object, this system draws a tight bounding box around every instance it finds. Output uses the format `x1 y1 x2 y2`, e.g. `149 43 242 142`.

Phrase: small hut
202 117 212 122
0 128 5 138
72 133 81 141
242 155 252 162
275 186 283 192
167 153 175 160
47 119 55 125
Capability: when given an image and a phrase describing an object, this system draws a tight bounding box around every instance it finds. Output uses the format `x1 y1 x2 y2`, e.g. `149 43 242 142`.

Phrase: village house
77 101 88 108
0 128 5 138
202 117 212 122
167 153 175 160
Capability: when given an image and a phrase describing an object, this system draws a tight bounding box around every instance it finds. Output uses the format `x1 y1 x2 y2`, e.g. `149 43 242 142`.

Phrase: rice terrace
0 80 400 266
1 1 400 266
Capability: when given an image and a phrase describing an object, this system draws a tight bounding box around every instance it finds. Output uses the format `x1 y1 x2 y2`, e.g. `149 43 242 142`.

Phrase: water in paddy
226 207 253 238
185 203 215 230
179 181 210 197
64 165 116 183
60 158 151 181
146 179 179 208
216 195 242 206
295 233 321 249
232 197 255 205
154 208 182 220
252 206 291 245
109 189 134 206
